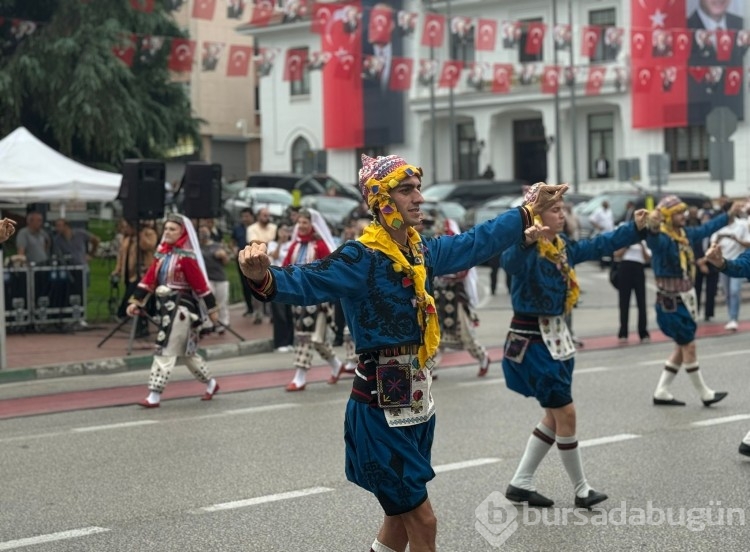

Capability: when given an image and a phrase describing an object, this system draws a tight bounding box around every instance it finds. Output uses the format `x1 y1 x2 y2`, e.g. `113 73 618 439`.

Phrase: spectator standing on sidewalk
246 207 277 324
710 208 750 331
647 195 741 408
15 211 50 265
239 153 565 552
588 200 614 270
614 237 651 343
52 218 100 285
231 208 256 317
501 185 649 511
199 224 231 334
126 214 220 408
268 223 294 352
689 207 719 321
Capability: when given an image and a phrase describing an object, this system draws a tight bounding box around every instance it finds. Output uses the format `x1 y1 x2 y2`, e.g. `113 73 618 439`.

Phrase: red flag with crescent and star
168 38 196 72
438 60 463 88
475 19 497 51
227 45 253 77
388 57 413 91
421 13 445 48
491 63 513 93
631 0 686 128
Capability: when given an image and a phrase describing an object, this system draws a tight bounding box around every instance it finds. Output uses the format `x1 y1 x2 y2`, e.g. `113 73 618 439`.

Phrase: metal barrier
3 263 86 330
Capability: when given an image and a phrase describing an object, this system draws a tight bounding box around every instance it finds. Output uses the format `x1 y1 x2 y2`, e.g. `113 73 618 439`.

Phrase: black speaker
183 162 222 219
119 160 166 221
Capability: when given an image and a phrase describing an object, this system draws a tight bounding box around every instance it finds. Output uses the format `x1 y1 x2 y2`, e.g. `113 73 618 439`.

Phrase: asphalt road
1 264 750 551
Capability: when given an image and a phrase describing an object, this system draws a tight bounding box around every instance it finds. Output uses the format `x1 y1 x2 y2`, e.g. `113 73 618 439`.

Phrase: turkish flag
192 0 216 20
227 45 253 77
475 19 497 51
368 6 392 45
113 34 136 67
421 13 445 48
332 48 356 79
688 66 708 83
631 30 648 59
671 29 692 62
586 66 607 95
633 66 654 94
311 2 337 34
631 0 686 129
388 57 413 91
438 60 463 88
724 67 742 95
540 66 559 94
716 30 735 62
580 26 601 58
130 0 154 12
168 38 196 72
284 48 308 81
250 0 274 26
491 63 513 93
525 22 546 56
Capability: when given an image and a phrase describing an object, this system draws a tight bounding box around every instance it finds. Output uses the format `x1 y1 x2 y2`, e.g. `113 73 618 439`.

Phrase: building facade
242 0 749 197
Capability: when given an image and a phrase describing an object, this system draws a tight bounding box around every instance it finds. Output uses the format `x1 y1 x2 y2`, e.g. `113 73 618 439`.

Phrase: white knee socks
654 361 680 400
557 434 592 498
684 362 714 401
510 423 555 491
371 539 397 552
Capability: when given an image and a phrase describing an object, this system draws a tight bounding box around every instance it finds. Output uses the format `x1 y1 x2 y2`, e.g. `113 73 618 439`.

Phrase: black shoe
702 391 728 407
575 490 608 510
653 397 686 406
505 484 554 507
332 338 344 346
739 442 750 457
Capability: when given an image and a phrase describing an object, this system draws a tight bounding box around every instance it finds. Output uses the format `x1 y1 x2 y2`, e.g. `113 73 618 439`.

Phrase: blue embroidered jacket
261 208 529 352
646 213 728 279
502 222 642 316
718 242 750 279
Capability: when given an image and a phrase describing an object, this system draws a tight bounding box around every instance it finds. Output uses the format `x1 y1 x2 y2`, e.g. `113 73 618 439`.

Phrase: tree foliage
0 0 201 170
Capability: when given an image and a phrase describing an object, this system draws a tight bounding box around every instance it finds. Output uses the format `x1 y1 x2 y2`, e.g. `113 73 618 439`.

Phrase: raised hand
633 209 649 230
728 201 745 218
0 218 16 243
524 223 547 245
530 183 569 213
239 242 272 283
646 209 662 231
704 243 725 267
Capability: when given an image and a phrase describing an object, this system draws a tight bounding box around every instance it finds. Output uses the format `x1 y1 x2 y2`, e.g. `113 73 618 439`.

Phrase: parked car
299 194 360 233
223 187 293 227
420 200 468 229
575 190 712 239
421 179 526 209
465 191 591 228
246 172 361 202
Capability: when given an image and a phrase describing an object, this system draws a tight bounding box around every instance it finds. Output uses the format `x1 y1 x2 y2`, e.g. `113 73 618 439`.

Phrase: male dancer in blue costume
239 154 565 552
501 184 649 510
647 195 741 407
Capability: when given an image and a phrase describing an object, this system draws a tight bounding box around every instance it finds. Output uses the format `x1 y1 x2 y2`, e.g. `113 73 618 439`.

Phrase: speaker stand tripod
97 311 154 355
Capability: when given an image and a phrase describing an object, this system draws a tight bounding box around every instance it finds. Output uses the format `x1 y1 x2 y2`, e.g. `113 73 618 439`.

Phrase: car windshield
244 189 292 204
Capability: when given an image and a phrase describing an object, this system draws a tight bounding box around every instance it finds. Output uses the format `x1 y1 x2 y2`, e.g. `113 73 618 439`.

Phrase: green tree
0 0 201 169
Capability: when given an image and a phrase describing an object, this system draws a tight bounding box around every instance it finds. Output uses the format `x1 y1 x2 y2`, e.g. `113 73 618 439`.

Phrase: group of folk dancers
117 153 750 551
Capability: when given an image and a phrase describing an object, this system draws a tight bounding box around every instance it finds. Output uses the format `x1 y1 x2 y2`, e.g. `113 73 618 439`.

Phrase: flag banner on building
501 20 521 50
580 25 601 58
227 44 253 76
475 18 497 51
388 57 413 91
553 23 571 50
368 5 393 44
112 34 136 67
284 47 308 81
466 61 488 91
418 59 438 86
201 41 224 71
586 65 607 95
421 12 445 48
491 63 513 93
250 0 274 26
525 22 546 56
282 0 309 23
451 16 474 44
192 0 216 20
307 50 331 70
139 36 165 64
253 47 277 78
438 60 463 88
541 65 559 94
168 38 196 72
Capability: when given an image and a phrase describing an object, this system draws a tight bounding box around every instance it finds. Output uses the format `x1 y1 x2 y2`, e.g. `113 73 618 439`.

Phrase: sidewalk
0 304 274 384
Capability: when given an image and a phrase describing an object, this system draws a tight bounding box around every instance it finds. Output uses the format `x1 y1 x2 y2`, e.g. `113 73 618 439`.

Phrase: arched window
291 136 311 174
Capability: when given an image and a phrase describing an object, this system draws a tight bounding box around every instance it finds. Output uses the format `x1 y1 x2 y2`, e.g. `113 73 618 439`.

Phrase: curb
0 338 275 386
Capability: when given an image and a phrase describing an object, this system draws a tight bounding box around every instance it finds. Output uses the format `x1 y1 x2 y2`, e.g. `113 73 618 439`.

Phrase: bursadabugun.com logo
476 494 746 547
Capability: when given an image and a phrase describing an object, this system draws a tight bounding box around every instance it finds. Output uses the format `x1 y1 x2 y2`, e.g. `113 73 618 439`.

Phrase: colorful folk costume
647 195 729 407
129 214 220 408
284 208 344 391
248 154 536 545
712 246 750 456
501 184 643 509
432 218 490 378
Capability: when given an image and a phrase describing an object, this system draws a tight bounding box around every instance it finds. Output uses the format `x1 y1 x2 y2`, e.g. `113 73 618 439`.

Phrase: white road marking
692 414 750 427
223 404 299 415
456 378 505 388
575 367 610 374
433 458 501 473
580 434 640 448
0 527 109 550
199 487 334 513
72 420 157 433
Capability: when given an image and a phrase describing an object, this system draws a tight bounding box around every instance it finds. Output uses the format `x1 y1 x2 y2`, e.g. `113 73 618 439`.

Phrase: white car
223 187 293 226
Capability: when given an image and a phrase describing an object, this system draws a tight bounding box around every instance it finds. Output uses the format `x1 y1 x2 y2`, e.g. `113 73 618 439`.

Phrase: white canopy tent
0 127 122 203
0 127 123 369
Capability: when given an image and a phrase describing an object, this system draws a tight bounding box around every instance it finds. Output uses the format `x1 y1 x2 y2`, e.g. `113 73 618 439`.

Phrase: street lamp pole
568 0 580 193
552 0 562 185
446 0 458 181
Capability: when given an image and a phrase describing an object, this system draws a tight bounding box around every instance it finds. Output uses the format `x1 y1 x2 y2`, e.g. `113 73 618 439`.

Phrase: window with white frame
518 17 544 63
290 46 310 96
588 113 614 179
664 126 710 173
291 136 311 173
588 8 617 63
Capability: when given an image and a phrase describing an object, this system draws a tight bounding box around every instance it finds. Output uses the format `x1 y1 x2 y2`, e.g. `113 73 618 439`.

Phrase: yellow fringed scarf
535 226 580 314
358 222 440 369
660 223 695 282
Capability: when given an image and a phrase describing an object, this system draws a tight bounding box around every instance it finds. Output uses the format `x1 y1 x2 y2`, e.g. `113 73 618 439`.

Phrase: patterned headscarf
657 195 687 222
358 154 423 230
